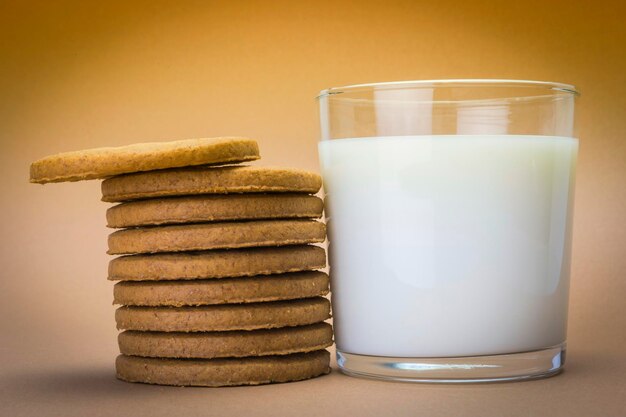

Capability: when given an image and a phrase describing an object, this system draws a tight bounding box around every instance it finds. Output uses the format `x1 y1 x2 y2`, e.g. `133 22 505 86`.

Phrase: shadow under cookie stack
30 137 332 387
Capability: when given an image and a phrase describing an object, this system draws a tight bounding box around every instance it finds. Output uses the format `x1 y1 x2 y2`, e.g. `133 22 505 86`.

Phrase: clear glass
317 79 579 383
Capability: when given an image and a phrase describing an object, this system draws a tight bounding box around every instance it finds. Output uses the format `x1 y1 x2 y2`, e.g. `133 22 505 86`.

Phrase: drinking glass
317 79 579 382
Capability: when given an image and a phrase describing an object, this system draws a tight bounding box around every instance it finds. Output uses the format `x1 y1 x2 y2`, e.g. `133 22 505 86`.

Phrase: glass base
337 343 565 383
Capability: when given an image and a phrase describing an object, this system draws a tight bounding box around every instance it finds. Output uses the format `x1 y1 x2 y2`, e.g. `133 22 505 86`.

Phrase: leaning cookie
30 137 259 184
116 350 330 387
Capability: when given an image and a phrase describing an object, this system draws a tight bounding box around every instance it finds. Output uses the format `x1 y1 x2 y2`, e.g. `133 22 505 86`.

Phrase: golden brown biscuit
107 220 326 255
106 194 323 228
115 297 330 332
113 271 329 306
101 166 322 202
118 323 333 358
30 137 259 184
115 350 330 387
108 245 326 281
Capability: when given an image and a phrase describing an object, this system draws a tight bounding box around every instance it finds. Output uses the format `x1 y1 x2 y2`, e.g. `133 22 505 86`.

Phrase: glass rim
317 79 580 99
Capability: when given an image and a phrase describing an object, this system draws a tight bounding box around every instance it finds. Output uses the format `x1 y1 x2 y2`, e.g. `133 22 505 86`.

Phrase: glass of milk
317 80 579 382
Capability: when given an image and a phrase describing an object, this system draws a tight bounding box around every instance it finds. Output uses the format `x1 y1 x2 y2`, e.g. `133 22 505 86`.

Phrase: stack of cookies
30 137 332 386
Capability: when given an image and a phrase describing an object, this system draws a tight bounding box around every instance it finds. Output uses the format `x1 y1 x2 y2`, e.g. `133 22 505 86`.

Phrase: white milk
319 135 578 357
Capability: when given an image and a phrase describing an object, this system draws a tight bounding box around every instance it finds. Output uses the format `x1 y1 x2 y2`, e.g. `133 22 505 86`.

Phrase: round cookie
107 220 326 255
113 271 330 306
30 137 259 184
118 323 333 358
106 194 324 228
101 166 322 202
108 245 326 281
115 297 330 332
115 350 330 387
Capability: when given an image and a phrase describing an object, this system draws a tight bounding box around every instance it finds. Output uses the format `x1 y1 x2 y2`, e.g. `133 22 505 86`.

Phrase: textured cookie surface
30 137 259 184
106 194 323 228
108 220 326 255
118 323 333 358
116 350 330 387
115 297 330 332
114 271 329 306
101 166 322 202
109 245 326 281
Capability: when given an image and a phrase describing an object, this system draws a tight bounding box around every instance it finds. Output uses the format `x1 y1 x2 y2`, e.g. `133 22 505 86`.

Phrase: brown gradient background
1 1 625 416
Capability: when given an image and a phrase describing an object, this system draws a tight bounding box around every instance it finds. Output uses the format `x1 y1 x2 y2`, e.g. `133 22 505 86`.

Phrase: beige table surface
2 337 624 417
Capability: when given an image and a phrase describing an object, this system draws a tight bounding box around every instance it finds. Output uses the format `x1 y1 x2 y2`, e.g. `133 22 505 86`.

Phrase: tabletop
2 339 624 417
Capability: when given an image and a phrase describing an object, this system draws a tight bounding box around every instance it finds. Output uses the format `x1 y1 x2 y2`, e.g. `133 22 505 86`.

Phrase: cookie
115 350 330 387
106 194 324 228
118 322 333 359
107 220 326 255
113 271 329 306
101 166 322 202
115 297 330 332
108 245 326 281
30 137 259 184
